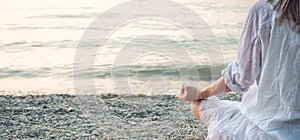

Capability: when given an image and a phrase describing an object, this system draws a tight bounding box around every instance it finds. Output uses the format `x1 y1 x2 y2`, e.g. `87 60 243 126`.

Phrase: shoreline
0 93 241 139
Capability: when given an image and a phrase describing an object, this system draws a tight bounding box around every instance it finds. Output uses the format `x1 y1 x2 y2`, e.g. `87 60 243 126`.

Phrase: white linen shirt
222 0 300 139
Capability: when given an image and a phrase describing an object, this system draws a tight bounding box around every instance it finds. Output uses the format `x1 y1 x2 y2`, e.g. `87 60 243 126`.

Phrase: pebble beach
0 93 242 139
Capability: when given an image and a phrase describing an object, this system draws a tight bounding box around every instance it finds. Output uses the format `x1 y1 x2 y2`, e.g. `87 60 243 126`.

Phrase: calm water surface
0 0 255 95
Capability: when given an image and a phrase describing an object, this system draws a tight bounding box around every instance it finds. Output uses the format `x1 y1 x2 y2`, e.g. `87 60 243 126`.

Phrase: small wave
0 67 72 78
6 26 86 30
94 64 225 81
28 13 100 19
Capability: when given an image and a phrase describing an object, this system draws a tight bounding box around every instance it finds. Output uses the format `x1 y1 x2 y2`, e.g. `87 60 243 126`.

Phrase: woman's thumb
181 84 185 94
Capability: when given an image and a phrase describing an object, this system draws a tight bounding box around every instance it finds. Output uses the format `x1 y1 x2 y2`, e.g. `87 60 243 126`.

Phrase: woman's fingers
175 94 181 98
175 84 186 99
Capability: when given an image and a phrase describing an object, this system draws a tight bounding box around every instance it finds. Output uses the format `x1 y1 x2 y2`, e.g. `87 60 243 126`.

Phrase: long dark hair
268 0 300 32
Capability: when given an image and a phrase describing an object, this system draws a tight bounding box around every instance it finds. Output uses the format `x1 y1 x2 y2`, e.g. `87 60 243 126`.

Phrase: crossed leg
190 100 205 125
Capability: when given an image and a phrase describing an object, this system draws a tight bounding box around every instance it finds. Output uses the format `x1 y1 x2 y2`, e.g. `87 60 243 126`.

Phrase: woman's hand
175 84 210 101
175 77 229 101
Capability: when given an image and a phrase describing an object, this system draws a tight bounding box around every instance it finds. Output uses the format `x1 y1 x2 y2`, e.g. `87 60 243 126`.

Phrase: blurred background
0 0 256 95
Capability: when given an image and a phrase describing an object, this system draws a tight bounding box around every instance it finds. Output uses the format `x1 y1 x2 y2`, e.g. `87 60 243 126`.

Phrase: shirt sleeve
222 3 263 93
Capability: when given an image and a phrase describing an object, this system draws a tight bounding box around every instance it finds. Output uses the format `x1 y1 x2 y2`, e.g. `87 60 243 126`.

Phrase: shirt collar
266 0 278 9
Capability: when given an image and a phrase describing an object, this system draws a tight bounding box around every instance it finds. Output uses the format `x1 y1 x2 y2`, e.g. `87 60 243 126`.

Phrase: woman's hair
268 0 300 32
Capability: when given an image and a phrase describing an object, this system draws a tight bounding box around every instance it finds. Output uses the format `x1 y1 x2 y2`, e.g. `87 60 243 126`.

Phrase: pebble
0 93 242 139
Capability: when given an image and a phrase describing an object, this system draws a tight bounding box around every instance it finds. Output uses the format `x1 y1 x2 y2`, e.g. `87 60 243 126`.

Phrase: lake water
0 0 255 95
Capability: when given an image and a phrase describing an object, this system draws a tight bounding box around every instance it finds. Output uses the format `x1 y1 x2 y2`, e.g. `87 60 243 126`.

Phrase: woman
176 0 300 139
